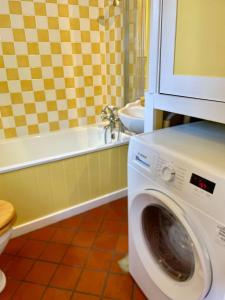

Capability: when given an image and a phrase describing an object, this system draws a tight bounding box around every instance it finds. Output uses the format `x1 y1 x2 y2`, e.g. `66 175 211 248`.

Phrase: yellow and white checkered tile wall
0 0 124 139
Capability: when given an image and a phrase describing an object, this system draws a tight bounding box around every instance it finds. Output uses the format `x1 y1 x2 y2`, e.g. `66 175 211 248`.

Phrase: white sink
118 100 144 134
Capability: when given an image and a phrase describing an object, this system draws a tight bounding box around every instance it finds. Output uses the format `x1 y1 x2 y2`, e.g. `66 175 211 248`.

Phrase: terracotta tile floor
0 198 147 300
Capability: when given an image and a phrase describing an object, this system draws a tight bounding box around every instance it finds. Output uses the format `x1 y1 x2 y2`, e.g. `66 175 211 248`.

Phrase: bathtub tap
101 105 123 144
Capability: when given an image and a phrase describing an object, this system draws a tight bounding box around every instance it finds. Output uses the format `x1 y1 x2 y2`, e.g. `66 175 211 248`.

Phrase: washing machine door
130 190 212 300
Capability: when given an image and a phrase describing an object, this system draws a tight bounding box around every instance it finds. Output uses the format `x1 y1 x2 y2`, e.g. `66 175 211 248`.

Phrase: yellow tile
60 30 70 42
68 99 76 108
48 17 59 29
31 67 42 79
56 89 66 99
21 80 33 92
14 115 26 126
44 79 54 90
58 110 68 120
1 106 13 117
2 42 15 55
49 122 59 131
89 0 99 6
63 55 73 66
69 119 78 127
53 67 64 78
79 6 89 18
91 43 100 53
90 19 99 31
65 77 75 88
77 107 86 117
41 55 52 66
11 93 23 104
0 15 11 28
76 88 85 98
17 55 29 67
95 105 103 115
94 86 102 96
93 65 101 75
50 43 61 54
27 43 39 55
81 31 90 42
25 103 36 114
6 68 19 80
0 82 9 93
72 43 81 54
74 66 83 76
87 116 95 124
115 41 121 52
84 76 93 86
47 101 57 111
70 19 80 30
86 97 94 106
34 3 47 16
0 56 4 68
9 1 22 14
37 30 49 42
34 91 45 102
13 29 26 41
58 4 69 17
4 128 17 138
28 125 39 135
37 113 48 123
23 16 36 28
83 54 92 65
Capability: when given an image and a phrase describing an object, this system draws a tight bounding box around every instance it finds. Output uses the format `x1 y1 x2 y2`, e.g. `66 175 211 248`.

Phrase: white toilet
0 200 16 293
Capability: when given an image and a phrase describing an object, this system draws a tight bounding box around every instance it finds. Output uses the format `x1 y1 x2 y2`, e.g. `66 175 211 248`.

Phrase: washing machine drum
130 190 212 300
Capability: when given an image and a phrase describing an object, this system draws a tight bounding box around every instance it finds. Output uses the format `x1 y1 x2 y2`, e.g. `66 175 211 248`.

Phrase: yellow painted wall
174 0 225 77
0 145 128 226
0 0 123 139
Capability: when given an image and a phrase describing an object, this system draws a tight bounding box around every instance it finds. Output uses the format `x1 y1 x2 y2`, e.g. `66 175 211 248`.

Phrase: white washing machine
128 121 225 300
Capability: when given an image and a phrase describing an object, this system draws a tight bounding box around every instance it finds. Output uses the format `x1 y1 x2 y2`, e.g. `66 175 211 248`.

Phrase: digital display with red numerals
190 173 215 194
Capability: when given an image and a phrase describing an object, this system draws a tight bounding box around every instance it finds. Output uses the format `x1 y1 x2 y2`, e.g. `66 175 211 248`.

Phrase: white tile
39 42 51 54
32 79 44 91
18 68 31 80
57 99 67 110
46 3 58 17
48 111 58 122
21 92 34 104
16 126 28 137
10 15 24 28
54 78 65 89
21 2 35 15
58 17 70 30
28 55 41 67
48 29 60 42
26 114 38 125
42 67 53 78
8 80 21 93
2 117 15 128
0 28 14 42
14 42 28 55
45 90 56 101
36 102 47 113
35 16 48 29
12 104 25 116
25 29 38 42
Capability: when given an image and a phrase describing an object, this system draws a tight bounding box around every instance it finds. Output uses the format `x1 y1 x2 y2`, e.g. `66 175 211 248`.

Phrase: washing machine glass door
130 190 212 300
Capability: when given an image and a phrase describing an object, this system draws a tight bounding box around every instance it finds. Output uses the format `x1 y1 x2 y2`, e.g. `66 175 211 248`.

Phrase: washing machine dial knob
161 166 175 182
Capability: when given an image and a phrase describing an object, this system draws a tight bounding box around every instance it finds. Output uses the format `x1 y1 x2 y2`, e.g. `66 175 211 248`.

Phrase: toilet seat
0 201 16 236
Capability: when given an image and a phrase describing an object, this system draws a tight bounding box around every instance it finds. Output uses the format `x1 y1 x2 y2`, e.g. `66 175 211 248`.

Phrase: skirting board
12 188 128 238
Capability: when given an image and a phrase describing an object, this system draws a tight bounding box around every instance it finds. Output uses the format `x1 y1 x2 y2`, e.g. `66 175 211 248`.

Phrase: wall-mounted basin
118 100 144 134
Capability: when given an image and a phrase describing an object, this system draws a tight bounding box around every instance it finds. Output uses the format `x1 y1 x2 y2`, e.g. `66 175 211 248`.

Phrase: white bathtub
0 125 129 174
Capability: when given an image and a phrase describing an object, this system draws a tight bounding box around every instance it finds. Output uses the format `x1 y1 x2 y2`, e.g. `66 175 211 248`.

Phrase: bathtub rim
0 123 130 174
